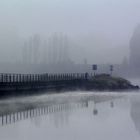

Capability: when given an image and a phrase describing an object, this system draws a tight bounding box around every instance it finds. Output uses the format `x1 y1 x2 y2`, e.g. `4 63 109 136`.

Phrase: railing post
29 74 31 82
35 75 37 82
44 74 47 82
39 75 41 82
62 74 65 80
5 74 8 83
16 74 18 82
3 74 5 82
42 74 44 82
9 74 11 83
38 74 40 82
32 75 34 82
13 74 15 83
50 74 52 81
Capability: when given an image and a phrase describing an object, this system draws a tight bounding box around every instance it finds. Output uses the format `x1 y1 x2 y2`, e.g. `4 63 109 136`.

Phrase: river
0 80 140 140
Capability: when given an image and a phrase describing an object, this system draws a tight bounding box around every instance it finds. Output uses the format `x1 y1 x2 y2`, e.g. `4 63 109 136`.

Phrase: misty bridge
0 73 91 93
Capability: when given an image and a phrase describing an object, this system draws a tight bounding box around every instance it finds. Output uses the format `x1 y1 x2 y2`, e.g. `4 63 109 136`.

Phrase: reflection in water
93 102 98 116
131 96 140 135
0 92 131 140
0 102 87 127
93 101 115 116
0 93 119 127
110 101 114 108
93 108 98 116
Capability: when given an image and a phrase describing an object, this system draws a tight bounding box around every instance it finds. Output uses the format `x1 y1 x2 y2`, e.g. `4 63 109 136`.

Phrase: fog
0 91 140 140
0 0 140 73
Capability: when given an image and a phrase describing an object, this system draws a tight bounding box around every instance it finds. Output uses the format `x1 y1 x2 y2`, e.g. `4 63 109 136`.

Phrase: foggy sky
0 0 140 64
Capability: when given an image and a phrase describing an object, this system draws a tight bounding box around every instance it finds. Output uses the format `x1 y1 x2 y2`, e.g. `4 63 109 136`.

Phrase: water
0 82 140 140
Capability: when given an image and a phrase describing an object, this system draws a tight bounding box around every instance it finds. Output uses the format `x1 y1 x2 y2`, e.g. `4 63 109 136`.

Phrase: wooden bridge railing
0 73 91 83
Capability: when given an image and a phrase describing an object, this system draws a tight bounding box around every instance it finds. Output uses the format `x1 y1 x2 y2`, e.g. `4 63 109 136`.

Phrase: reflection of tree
130 97 140 134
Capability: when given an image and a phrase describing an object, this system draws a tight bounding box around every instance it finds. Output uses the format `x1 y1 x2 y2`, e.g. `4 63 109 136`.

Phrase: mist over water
0 91 139 140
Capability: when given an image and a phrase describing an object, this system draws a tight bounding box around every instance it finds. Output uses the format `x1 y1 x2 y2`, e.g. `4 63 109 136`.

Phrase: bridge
0 73 91 93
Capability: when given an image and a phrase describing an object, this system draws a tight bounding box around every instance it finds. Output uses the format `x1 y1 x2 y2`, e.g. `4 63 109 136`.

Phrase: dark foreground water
0 81 140 140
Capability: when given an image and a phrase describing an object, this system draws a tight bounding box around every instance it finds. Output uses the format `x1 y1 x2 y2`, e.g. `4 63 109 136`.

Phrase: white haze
0 0 140 64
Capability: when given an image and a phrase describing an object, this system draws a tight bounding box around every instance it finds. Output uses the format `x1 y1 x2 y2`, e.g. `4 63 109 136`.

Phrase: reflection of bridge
0 93 120 127
0 102 88 126
0 73 89 92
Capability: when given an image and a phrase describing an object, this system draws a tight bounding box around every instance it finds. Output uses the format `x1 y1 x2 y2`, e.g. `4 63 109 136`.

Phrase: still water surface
0 82 140 140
